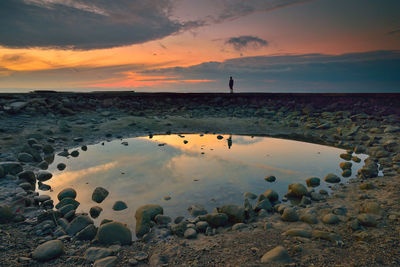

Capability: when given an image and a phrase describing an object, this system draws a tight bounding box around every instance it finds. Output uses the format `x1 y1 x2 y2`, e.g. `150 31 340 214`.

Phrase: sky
0 0 399 93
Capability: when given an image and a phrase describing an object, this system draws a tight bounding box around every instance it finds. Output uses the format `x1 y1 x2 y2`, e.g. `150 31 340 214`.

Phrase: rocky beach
0 92 399 267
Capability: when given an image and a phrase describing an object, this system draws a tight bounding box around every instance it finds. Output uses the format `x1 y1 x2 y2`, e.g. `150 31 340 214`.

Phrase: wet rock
281 208 299 222
18 152 34 162
217 204 245 223
352 156 361 163
59 204 76 216
19 182 34 191
155 214 171 225
37 161 49 170
357 214 377 227
358 160 379 178
135 204 163 238
171 221 188 237
340 153 352 161
188 204 208 216
244 192 257 199
196 221 209 232
260 246 291 264
42 144 54 154
312 230 342 243
90 206 103 219
32 240 64 261
56 197 80 210
58 188 77 201
263 189 279 202
300 213 318 224
359 183 376 190
92 187 109 203
84 247 114 262
361 202 383 215
306 177 320 187
287 183 308 198
76 224 97 240
18 170 36 184
93 256 117 267
0 205 14 224
283 229 312 238
70 150 79 157
112 201 127 211
339 162 352 170
66 215 94 236
264 175 276 182
324 173 341 183
254 199 273 212
97 221 132 245
342 169 352 177
174 216 184 224
37 171 52 182
322 213 340 224
57 163 66 171
184 228 197 239
300 196 311 206
205 213 229 227
0 162 23 175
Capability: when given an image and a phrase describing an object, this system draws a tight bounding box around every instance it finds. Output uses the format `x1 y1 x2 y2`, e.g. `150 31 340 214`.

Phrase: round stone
32 240 64 261
97 221 132 245
57 188 77 201
92 187 109 203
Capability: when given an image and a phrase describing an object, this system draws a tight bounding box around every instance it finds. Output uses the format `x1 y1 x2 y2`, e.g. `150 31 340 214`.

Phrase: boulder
254 199 273 212
184 228 197 239
154 214 171 225
97 221 132 245
306 177 320 187
324 173 341 183
56 198 80 210
92 187 109 203
357 214 377 227
37 171 52 182
263 189 279 202
17 171 36 184
57 188 77 201
217 204 245 223
204 213 229 227
187 204 207 216
260 246 291 264
112 201 127 211
281 208 299 222
76 224 97 240
287 183 308 198
32 240 64 261
322 213 340 224
135 204 163 238
66 215 94 236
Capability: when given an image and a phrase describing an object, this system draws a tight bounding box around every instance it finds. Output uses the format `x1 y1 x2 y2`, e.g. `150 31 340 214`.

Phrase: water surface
40 134 367 231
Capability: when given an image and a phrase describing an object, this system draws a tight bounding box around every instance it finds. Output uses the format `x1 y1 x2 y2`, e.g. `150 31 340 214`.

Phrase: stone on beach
205 213 229 227
112 201 127 211
260 246 291 264
37 170 52 182
84 247 114 262
93 256 117 267
188 204 207 216
281 208 299 222
66 215 94 236
287 183 308 198
92 187 109 203
263 189 279 202
90 206 103 218
135 204 163 238
97 221 132 245
57 188 77 201
324 173 341 183
306 177 320 187
32 240 64 261
217 204 245 223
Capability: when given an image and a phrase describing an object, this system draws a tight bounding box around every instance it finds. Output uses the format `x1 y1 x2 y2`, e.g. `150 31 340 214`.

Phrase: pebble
184 228 197 239
32 240 64 261
322 213 340 224
92 187 109 203
112 201 127 211
281 208 299 222
260 246 291 264
84 247 114 262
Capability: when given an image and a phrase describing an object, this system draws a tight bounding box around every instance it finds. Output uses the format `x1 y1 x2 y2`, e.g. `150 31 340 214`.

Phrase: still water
40 134 367 230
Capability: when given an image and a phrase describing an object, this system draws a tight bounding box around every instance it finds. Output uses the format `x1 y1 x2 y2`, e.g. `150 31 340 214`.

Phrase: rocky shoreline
0 92 399 266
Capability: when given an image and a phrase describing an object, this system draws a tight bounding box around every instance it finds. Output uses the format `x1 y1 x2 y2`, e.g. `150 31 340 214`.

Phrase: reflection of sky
42 134 367 236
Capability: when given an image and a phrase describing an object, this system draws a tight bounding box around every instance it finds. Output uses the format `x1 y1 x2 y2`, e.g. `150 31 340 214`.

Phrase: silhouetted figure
227 135 232 149
229 76 234 93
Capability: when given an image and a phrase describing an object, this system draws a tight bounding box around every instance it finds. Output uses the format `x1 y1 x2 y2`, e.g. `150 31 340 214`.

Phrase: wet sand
0 92 399 266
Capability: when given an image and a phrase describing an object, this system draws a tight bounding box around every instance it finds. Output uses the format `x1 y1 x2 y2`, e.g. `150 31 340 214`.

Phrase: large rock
263 189 279 202
217 204 245 223
254 199 273 212
339 162 352 170
18 171 36 184
93 256 117 267
84 247 114 262
306 177 320 187
0 206 14 224
92 187 109 203
324 173 341 183
260 246 291 264
357 214 377 227
76 224 97 240
300 213 318 224
57 188 77 201
112 201 127 211
281 208 299 222
56 198 80 210
37 170 53 182
287 183 308 198
187 204 207 216
66 215 94 236
135 204 163 238
97 221 132 245
32 240 64 261
361 202 382 215
322 213 340 224
204 213 229 227
0 162 23 175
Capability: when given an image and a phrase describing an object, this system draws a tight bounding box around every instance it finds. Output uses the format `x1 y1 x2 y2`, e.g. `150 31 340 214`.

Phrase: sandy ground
0 92 399 266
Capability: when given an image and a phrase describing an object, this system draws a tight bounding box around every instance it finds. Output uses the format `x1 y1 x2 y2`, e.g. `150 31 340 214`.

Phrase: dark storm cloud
142 50 400 92
225 36 268 51
0 0 185 50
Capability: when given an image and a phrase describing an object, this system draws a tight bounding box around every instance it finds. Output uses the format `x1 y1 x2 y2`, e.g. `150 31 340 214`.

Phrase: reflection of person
227 135 232 149
229 76 234 93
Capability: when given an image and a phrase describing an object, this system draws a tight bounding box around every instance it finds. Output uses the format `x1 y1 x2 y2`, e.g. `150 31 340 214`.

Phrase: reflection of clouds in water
232 136 263 146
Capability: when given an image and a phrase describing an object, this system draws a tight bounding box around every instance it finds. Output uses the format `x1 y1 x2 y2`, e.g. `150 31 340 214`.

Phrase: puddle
40 134 367 232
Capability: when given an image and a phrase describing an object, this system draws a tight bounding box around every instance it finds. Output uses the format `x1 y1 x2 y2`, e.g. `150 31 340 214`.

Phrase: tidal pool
40 134 367 232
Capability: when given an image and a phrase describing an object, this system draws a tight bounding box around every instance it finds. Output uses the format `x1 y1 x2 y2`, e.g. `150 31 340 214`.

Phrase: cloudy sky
0 0 399 92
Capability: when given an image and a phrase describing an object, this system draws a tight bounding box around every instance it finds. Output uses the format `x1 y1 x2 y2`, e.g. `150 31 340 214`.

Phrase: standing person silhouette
229 76 234 93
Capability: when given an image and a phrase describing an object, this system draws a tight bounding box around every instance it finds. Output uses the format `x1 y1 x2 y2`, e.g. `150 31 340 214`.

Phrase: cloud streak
225 36 268 51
